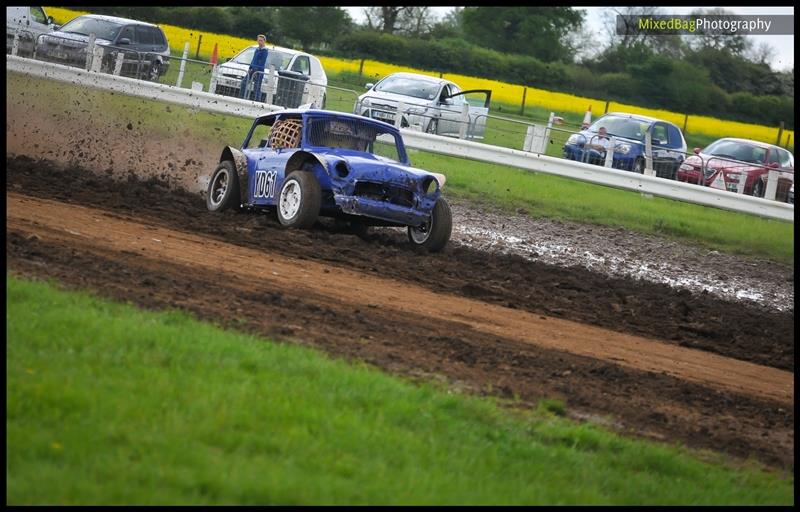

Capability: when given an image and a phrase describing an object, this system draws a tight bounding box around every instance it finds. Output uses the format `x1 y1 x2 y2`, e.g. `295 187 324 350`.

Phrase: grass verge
6 275 794 505
6 72 794 263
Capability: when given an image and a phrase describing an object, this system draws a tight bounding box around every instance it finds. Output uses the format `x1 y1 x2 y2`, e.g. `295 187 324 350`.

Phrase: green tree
460 7 584 62
275 7 352 51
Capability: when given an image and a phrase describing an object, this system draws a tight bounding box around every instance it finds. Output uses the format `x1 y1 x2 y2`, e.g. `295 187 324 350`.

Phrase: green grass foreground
7 72 794 263
6 276 794 505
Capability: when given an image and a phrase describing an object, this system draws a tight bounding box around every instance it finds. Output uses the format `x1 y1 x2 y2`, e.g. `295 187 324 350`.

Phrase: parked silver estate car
212 44 328 109
354 72 492 139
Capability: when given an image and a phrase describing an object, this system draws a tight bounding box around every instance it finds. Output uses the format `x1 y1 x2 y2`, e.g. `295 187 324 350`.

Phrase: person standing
239 34 269 101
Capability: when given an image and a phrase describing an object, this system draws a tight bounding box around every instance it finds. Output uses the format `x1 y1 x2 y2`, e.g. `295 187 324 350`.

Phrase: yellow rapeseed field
45 6 793 147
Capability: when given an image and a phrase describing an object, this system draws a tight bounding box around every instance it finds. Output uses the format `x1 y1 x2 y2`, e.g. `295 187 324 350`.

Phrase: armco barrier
7 54 793 222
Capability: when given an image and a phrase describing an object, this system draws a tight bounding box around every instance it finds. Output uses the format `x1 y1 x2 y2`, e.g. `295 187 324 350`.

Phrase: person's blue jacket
250 47 269 73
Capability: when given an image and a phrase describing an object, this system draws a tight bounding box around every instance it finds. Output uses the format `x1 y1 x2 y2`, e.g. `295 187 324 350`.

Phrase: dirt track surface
5 156 794 469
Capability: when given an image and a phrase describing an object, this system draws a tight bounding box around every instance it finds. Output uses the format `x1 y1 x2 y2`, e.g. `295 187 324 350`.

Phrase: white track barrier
7 55 793 222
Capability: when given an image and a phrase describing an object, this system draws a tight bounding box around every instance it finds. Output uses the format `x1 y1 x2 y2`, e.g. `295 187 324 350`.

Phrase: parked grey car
354 72 492 139
35 14 170 81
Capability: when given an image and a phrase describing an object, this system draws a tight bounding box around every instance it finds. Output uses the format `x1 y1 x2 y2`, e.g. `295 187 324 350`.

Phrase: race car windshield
58 17 123 40
374 75 441 100
589 117 648 142
307 118 403 163
232 48 293 71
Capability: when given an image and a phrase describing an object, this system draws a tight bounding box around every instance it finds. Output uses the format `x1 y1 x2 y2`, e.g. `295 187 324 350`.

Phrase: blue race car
206 109 452 252
562 112 687 179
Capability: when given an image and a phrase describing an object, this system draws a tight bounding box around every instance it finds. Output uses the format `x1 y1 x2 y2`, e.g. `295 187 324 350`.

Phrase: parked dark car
562 112 687 179
677 137 794 200
35 14 170 80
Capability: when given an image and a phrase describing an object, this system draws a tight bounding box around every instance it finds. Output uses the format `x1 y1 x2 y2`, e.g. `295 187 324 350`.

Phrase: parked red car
677 138 794 200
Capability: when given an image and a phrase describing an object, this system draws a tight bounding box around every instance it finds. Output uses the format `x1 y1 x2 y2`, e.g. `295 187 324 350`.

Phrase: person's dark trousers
239 69 264 101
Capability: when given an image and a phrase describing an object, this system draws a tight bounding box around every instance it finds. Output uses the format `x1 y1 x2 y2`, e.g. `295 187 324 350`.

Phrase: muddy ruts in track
6 155 794 372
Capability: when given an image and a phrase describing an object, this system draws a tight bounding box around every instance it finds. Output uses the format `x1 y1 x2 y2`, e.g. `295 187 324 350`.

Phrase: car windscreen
704 140 767 164
307 117 403 163
589 117 648 142
232 48 293 70
374 75 440 101
58 17 123 41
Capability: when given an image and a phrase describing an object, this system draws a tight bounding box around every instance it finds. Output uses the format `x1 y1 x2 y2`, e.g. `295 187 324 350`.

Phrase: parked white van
6 6 56 57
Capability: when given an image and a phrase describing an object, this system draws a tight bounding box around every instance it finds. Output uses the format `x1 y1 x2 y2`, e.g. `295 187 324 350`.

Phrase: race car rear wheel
206 161 240 212
408 197 452 252
277 171 321 228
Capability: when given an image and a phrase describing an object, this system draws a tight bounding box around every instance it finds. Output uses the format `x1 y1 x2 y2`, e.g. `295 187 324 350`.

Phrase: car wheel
407 197 452 253
425 119 438 134
277 171 321 229
633 157 645 174
753 179 765 198
207 161 241 212
148 61 161 81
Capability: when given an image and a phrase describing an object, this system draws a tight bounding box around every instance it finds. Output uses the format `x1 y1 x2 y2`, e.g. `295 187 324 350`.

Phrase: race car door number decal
254 170 278 198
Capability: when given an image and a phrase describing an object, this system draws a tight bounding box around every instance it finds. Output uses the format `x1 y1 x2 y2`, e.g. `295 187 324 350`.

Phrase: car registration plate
373 111 393 121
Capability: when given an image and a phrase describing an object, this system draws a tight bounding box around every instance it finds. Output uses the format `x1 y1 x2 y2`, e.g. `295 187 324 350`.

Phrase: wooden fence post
604 100 609 114
195 34 202 59
776 121 784 145
520 87 527 116
683 113 689 133
358 58 364 77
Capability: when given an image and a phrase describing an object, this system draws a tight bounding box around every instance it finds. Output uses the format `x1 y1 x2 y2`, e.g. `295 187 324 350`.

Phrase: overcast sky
343 6 794 71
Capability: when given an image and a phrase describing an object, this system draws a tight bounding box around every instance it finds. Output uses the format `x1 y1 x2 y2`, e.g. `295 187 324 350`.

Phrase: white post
113 51 125 75
85 33 96 70
11 29 20 56
764 169 779 201
604 136 616 167
643 130 655 176
264 65 276 105
90 45 103 73
523 125 534 152
176 41 189 88
208 64 218 95
458 103 469 139
395 101 405 128
543 112 555 151
736 171 748 194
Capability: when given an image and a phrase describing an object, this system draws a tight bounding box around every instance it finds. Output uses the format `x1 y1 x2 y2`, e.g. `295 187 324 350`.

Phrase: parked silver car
35 14 170 81
354 72 491 139
212 44 328 109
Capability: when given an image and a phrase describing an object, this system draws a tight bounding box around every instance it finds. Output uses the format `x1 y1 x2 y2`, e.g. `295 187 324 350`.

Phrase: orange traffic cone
581 105 592 129
209 43 218 67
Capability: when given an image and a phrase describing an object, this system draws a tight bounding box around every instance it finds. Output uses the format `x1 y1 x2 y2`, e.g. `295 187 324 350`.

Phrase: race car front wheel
206 161 240 212
408 197 452 253
277 171 321 229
